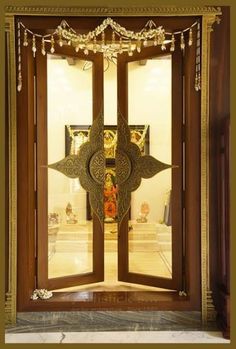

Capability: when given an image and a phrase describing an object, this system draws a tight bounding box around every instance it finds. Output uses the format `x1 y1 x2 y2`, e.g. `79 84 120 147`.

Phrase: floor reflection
49 221 172 292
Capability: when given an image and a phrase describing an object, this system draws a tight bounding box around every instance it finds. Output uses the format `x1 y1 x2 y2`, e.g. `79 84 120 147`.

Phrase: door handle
116 112 178 223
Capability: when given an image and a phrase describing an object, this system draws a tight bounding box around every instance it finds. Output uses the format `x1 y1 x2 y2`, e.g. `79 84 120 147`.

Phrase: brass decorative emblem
116 113 176 222
48 115 104 223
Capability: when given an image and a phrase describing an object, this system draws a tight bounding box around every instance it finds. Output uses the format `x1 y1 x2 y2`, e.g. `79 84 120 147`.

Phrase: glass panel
128 56 172 278
47 55 93 278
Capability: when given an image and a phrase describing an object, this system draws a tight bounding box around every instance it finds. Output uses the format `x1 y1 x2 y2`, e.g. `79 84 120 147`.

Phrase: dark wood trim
215 117 230 339
5 32 9 295
209 7 230 339
35 46 105 290
183 22 201 307
17 43 36 311
171 42 183 290
36 48 48 289
91 52 105 283
18 290 196 312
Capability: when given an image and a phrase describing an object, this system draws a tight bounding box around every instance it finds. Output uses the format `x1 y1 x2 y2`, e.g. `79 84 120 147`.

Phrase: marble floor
6 311 228 343
5 331 230 343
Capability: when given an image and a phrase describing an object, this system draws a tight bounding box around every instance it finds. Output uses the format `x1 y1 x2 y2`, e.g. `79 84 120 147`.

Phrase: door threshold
19 290 199 312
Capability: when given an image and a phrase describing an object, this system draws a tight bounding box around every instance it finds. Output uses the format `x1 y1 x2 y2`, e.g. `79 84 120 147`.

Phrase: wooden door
117 44 183 290
36 44 104 290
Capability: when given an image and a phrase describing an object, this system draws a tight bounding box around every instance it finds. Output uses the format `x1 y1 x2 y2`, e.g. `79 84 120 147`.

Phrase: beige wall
47 55 172 223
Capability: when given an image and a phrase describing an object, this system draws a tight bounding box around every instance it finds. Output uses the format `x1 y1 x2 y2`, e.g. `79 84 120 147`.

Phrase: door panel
36 46 104 290
117 45 183 290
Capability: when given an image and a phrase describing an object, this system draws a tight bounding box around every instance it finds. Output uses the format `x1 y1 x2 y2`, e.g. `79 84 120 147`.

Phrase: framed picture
65 124 150 221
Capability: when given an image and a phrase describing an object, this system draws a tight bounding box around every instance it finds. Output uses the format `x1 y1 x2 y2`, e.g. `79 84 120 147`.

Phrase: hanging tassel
50 35 55 53
195 72 199 91
101 31 105 46
17 22 22 92
119 37 123 54
188 28 193 46
111 31 116 47
180 32 185 50
136 39 141 53
143 38 148 47
197 72 201 90
75 43 80 52
153 34 158 46
170 34 175 52
58 32 63 47
32 35 36 57
41 37 46 55
84 42 89 55
128 40 133 56
160 31 166 50
23 29 28 46
157 33 162 45
17 71 22 92
93 36 97 53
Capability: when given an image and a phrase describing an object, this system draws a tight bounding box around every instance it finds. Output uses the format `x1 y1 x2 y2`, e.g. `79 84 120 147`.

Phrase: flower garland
17 17 201 92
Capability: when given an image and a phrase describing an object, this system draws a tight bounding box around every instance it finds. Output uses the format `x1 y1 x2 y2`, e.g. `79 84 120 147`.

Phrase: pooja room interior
4 5 230 339
47 53 173 290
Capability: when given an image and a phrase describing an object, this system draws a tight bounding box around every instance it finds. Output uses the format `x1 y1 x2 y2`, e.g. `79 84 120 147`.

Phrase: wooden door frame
36 45 104 291
4 7 222 322
117 46 183 291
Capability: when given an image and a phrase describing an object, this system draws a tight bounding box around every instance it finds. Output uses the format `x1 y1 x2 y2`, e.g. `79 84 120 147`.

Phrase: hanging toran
16 17 201 92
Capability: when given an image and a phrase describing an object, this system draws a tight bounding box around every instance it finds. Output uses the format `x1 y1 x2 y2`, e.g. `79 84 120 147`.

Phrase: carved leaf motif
48 155 83 178
116 113 174 223
138 155 172 178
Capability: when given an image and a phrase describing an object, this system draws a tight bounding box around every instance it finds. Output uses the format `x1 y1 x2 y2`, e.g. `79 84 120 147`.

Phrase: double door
36 42 184 292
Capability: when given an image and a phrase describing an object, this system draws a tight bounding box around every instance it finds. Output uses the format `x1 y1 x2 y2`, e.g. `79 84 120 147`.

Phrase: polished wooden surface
209 7 230 339
5 33 9 294
17 46 36 310
36 48 48 289
183 23 201 308
117 43 183 291
16 15 202 311
35 44 104 291
18 291 195 312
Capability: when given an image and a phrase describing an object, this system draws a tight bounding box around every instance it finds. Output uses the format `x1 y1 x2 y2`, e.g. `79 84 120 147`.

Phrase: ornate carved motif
5 6 222 16
116 150 131 184
48 155 83 178
89 150 105 184
48 115 104 223
200 14 220 324
5 16 17 326
206 291 217 322
116 113 175 222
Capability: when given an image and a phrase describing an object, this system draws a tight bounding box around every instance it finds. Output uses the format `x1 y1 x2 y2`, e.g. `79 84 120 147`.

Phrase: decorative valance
17 17 201 92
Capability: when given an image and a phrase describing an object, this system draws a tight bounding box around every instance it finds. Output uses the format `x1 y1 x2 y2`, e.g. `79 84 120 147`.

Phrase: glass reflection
128 56 172 278
47 55 93 278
